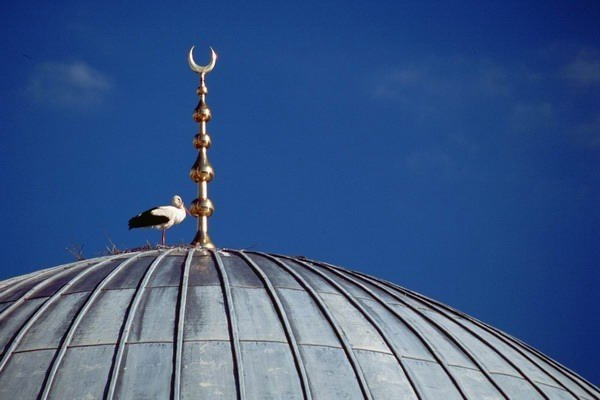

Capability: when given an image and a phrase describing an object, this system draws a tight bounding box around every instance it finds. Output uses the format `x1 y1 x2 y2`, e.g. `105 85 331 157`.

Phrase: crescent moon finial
189 46 217 75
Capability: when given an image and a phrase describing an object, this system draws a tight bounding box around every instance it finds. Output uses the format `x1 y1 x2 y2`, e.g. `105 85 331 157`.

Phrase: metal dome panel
0 248 598 400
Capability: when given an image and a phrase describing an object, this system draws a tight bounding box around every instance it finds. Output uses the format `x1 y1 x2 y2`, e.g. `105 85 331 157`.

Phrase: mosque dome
0 248 597 399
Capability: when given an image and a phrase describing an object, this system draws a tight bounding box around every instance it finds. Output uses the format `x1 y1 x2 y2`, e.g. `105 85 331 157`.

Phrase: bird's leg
161 229 166 246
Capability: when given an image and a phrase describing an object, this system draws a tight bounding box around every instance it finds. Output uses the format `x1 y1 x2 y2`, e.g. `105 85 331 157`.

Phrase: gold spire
188 46 217 248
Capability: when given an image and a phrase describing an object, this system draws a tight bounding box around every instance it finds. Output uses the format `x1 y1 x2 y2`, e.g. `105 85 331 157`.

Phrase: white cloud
372 57 513 102
563 48 600 86
369 53 600 145
25 61 113 109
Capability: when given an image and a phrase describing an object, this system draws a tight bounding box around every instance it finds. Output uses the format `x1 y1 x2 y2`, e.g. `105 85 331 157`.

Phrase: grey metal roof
0 248 597 400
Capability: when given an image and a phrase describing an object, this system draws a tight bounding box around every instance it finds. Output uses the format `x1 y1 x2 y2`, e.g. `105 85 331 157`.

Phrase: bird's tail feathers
128 216 144 230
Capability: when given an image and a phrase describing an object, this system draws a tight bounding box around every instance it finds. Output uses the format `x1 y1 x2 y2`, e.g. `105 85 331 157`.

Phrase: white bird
128 195 190 245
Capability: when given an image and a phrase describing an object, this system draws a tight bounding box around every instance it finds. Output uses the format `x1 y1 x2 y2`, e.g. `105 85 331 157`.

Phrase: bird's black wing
128 207 170 230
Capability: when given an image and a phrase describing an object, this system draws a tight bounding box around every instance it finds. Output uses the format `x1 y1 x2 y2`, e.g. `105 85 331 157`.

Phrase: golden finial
188 45 217 249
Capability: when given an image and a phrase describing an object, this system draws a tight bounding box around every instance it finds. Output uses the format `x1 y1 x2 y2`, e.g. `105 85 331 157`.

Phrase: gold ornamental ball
190 198 214 218
193 133 211 149
193 107 211 123
198 163 215 182
189 168 201 183
189 162 214 183
196 86 208 96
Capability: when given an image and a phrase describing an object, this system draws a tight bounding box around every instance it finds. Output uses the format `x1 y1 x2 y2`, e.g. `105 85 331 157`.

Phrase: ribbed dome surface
0 248 597 400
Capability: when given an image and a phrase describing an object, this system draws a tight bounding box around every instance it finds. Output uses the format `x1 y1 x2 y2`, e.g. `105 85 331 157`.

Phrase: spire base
191 230 216 249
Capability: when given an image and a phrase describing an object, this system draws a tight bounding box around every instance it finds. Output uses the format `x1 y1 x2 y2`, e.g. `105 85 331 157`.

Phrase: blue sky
1 0 599 384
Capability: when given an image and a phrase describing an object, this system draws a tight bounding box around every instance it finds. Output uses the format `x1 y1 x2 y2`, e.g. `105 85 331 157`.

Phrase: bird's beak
185 206 192 216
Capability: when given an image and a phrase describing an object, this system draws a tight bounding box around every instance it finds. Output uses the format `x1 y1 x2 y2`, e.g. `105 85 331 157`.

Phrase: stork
128 195 189 245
